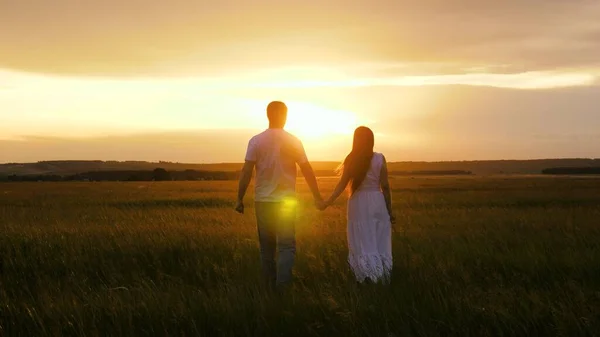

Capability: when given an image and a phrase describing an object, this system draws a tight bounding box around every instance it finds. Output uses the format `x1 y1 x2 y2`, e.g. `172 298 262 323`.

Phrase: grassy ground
1 176 600 336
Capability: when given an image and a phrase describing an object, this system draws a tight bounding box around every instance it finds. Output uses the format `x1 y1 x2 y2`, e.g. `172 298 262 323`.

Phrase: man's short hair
267 101 287 123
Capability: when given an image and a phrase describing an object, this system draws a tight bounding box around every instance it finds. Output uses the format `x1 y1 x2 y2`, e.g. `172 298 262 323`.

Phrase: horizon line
1 157 599 166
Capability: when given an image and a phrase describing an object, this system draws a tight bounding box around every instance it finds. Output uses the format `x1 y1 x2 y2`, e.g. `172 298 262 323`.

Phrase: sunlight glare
284 101 358 140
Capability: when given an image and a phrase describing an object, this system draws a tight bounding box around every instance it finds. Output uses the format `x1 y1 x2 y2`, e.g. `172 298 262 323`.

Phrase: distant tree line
3 159 600 176
1 174 64 182
542 167 600 175
310 170 473 177
390 170 473 176
1 168 240 182
0 168 480 182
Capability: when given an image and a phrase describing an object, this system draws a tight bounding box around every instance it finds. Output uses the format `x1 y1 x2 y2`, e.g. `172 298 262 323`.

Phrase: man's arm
298 162 323 205
295 138 323 207
236 160 255 214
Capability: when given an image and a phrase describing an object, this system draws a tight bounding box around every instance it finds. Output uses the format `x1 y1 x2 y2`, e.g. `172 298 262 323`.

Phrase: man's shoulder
249 129 304 148
283 130 303 145
249 130 268 143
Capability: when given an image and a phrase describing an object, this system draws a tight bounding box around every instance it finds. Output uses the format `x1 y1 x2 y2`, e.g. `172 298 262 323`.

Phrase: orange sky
1 0 599 163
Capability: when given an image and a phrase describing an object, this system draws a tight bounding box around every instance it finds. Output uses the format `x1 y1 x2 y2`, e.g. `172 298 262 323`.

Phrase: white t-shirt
245 128 308 202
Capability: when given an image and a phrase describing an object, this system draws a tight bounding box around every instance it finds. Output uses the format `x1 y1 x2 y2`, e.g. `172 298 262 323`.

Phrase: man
236 101 323 289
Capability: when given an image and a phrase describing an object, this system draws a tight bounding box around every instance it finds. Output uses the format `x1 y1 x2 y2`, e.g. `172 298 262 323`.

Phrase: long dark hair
338 126 375 195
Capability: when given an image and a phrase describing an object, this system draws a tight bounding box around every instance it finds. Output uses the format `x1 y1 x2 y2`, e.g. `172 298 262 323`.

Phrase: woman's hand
317 198 333 211
389 214 397 232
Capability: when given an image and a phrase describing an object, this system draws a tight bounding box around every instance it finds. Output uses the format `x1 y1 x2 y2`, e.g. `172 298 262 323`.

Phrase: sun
284 101 358 140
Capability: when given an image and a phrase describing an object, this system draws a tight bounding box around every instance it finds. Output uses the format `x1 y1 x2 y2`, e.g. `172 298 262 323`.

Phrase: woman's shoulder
370 152 385 167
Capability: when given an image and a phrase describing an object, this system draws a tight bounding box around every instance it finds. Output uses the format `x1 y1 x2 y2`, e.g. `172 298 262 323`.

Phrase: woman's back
354 152 383 193
321 126 393 284
346 151 392 283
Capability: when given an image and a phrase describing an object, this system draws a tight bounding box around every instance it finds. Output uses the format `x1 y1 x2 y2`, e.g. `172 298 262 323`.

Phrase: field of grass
1 176 600 336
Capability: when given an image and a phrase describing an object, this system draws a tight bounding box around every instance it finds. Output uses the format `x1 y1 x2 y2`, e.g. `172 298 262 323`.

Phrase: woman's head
340 126 375 195
352 126 375 153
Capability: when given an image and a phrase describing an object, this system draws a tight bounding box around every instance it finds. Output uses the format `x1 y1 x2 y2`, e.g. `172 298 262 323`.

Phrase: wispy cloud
1 1 600 76
3 66 596 102
245 71 596 90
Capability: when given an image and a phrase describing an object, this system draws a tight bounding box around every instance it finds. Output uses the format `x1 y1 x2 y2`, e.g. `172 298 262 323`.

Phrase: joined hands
315 197 330 211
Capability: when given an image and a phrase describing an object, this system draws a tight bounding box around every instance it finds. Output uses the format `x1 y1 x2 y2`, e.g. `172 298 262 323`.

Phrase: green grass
1 176 600 336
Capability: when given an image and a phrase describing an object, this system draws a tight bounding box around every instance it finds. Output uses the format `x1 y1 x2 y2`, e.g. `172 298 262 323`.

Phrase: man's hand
236 160 254 215
235 200 244 214
299 162 324 211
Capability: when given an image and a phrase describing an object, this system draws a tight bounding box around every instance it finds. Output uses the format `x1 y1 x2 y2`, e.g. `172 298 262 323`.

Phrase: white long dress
347 152 393 283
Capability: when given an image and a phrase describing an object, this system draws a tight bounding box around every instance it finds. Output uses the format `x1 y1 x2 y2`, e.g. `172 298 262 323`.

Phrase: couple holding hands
236 101 394 289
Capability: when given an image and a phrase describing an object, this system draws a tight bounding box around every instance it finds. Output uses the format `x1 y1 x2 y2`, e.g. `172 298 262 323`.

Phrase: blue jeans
254 202 296 287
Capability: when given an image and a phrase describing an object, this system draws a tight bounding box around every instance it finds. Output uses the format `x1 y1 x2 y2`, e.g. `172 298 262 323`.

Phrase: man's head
267 101 288 128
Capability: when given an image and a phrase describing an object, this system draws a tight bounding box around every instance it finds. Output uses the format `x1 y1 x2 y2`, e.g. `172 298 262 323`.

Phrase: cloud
245 71 595 90
1 0 600 76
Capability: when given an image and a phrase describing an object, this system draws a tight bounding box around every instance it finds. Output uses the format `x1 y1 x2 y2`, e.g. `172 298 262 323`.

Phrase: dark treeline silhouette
2 159 600 177
1 174 64 182
1 169 475 183
390 170 472 176
306 170 472 177
542 167 600 175
3 159 600 181
1 169 240 182
0 160 245 176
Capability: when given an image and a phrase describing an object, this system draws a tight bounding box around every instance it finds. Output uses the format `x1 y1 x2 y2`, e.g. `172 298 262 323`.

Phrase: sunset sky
1 0 599 163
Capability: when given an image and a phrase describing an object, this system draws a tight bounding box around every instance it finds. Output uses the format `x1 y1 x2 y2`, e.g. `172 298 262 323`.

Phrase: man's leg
276 202 297 286
255 202 277 288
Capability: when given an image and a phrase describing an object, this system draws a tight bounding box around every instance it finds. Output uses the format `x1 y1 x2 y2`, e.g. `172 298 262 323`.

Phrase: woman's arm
380 155 395 223
325 170 351 207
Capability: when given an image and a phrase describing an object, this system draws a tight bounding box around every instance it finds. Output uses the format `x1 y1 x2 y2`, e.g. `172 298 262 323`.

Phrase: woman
323 126 395 284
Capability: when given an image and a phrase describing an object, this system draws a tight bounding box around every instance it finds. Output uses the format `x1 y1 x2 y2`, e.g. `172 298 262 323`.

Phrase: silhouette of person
236 101 324 290
321 126 395 284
